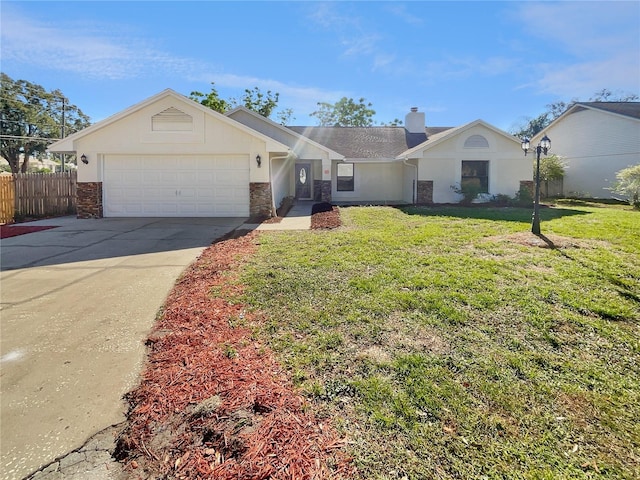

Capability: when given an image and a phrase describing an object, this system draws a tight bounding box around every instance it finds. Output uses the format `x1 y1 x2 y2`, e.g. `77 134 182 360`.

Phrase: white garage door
103 155 250 217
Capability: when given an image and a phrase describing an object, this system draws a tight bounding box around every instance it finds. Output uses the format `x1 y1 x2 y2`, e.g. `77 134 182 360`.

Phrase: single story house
48 89 532 218
531 102 640 198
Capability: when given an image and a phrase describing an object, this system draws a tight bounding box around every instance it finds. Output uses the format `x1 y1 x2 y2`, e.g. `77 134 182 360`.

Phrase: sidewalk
241 200 313 231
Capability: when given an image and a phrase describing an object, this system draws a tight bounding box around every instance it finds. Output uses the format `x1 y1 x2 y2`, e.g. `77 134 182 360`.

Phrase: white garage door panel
103 155 250 217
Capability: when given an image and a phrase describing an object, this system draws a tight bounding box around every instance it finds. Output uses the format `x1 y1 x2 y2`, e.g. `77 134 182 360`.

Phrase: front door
295 163 312 199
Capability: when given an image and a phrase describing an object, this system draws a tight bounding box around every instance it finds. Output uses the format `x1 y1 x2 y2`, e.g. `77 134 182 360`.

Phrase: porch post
321 157 332 202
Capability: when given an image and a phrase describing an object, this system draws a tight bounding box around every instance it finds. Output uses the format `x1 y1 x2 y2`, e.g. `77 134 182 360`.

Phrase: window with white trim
337 163 354 191
461 161 489 193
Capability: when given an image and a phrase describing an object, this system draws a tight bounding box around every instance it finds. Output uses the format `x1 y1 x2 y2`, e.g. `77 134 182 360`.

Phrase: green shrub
611 164 640 209
451 183 483 205
491 193 512 206
513 187 533 207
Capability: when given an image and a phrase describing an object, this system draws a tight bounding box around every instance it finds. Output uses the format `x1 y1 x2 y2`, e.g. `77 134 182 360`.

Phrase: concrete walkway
241 200 313 231
0 217 245 480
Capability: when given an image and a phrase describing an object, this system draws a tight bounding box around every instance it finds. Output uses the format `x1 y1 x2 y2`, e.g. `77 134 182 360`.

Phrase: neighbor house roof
286 126 452 160
571 102 640 120
531 102 640 144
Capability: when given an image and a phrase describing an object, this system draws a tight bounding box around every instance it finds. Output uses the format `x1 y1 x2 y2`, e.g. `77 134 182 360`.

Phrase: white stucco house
531 102 640 198
48 89 532 219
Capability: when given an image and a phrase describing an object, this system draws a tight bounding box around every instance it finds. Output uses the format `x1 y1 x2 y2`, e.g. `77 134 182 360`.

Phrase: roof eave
48 137 76 154
227 107 345 159
397 120 521 158
533 102 640 142
343 157 398 163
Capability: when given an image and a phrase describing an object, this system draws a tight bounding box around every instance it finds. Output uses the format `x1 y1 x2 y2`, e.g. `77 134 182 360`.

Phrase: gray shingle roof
286 126 452 159
574 102 640 119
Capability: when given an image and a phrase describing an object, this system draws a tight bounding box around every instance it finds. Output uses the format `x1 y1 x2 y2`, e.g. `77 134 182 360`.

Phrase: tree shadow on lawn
403 204 639 319
400 204 590 223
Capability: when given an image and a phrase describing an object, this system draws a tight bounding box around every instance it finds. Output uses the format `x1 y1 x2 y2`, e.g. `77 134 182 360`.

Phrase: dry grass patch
491 232 583 249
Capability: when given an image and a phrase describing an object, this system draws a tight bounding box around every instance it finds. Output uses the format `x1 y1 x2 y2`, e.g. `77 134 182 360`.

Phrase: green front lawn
239 202 639 479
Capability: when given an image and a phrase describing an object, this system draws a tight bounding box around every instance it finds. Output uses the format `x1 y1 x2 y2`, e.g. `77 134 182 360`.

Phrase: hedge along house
49 89 532 219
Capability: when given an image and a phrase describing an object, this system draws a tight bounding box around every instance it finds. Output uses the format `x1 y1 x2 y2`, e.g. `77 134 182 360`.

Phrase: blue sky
2 1 639 132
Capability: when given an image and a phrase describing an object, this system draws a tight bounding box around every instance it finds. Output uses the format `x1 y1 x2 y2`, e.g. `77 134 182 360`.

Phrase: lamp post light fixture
521 134 551 235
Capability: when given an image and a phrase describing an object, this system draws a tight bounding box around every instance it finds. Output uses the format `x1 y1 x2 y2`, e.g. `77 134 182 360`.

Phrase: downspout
269 150 294 217
402 157 418 204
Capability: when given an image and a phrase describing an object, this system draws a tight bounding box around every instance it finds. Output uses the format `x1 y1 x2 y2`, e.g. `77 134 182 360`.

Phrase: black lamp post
521 134 551 235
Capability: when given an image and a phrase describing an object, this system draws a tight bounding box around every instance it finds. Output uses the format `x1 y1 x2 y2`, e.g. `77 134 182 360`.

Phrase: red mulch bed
311 205 341 230
0 225 57 239
117 231 354 479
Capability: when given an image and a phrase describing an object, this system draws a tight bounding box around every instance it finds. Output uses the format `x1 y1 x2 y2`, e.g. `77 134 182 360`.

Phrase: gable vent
152 107 193 131
464 134 489 148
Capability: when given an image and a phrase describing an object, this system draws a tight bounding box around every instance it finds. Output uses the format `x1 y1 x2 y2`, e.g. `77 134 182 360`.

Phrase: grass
237 202 639 479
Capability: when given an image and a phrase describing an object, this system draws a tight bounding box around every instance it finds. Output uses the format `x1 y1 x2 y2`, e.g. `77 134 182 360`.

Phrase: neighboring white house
48 89 532 219
532 102 640 198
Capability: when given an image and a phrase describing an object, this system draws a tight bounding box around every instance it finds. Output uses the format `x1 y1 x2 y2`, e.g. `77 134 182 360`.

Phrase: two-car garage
47 89 291 219
102 154 250 217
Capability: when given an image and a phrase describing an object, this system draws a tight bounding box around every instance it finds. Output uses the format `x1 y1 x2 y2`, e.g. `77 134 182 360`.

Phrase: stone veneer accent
321 180 332 203
249 182 273 218
417 180 434 204
520 180 534 197
313 180 322 202
77 182 103 218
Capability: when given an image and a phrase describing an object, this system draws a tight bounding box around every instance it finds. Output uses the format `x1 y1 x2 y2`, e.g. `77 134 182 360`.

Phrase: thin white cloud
509 2 640 96
373 53 397 71
458 56 520 77
308 2 395 68
535 51 640 98
422 55 521 81
308 2 360 30
1 5 345 117
309 2 513 82
190 72 348 117
341 35 381 57
385 4 424 25
0 7 201 80
513 1 638 56
205 73 346 102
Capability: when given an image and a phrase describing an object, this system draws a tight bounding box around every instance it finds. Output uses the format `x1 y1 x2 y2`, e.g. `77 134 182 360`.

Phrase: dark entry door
295 163 311 199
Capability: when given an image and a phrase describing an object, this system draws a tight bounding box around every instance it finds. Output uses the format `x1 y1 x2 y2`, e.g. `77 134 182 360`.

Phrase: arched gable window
464 134 489 148
152 107 193 131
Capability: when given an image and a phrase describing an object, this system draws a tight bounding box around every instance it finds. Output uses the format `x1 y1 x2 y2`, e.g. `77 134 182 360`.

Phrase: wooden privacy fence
0 172 77 223
0 174 14 223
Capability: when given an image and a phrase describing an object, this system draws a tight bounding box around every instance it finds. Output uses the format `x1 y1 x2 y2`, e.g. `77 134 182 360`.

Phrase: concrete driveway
0 216 246 479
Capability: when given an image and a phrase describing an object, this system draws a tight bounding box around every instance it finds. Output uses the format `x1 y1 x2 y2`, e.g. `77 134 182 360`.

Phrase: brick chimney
405 107 425 134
